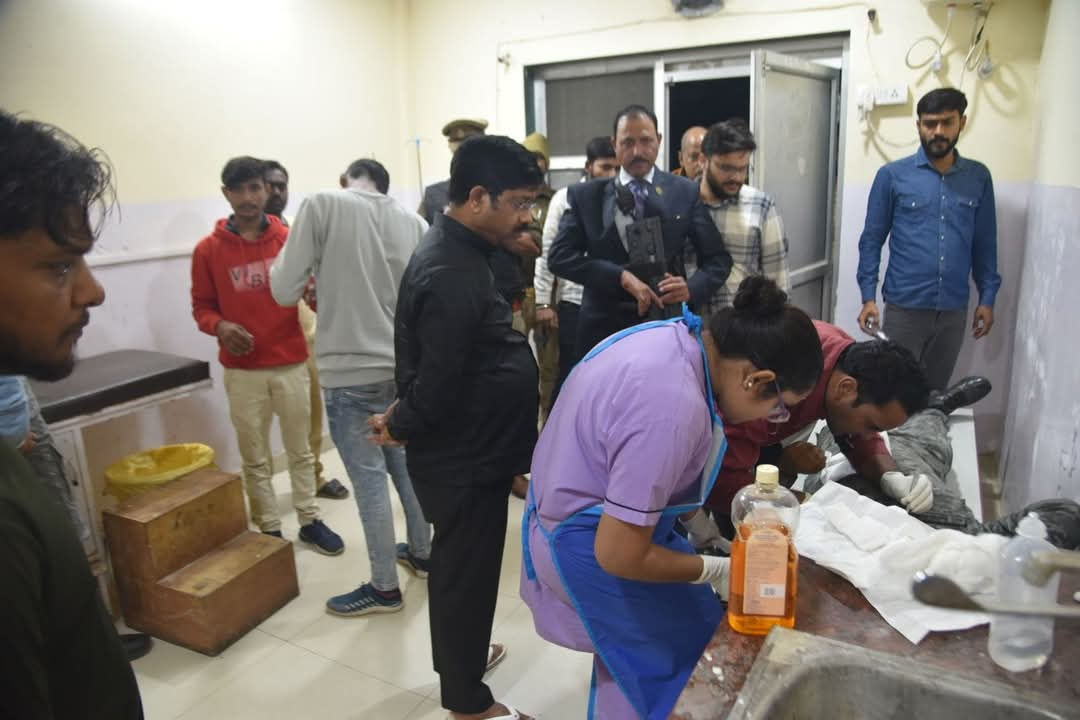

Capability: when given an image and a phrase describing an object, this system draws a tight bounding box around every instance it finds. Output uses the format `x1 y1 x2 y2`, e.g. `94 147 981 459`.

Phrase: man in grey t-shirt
271 159 432 617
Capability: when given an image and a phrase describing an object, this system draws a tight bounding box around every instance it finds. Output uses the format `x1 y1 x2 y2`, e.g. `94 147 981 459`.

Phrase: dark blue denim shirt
858 146 1000 310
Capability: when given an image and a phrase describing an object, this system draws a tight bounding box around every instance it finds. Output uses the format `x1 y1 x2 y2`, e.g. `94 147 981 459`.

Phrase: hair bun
732 276 788 319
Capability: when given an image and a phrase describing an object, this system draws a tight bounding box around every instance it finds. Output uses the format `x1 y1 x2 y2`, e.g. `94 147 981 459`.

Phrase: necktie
628 179 648 221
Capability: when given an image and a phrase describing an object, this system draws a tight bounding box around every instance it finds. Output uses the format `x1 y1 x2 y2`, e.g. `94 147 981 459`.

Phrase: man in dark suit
549 104 732 360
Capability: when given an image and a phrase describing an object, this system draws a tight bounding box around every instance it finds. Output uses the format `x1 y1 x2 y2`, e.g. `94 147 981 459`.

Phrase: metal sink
725 627 1076 720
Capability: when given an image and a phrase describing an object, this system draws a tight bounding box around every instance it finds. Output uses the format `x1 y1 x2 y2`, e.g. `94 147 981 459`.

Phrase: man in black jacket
0 111 143 719
549 104 733 359
371 135 542 720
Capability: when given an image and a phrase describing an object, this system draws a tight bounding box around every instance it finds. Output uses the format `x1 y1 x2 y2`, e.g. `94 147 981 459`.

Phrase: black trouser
412 475 511 714
553 300 581 403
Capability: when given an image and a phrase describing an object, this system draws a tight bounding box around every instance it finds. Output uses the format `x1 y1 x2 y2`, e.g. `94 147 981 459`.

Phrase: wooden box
133 532 298 655
103 468 299 655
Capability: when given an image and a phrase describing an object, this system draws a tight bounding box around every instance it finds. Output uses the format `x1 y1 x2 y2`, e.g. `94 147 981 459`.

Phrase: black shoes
928 376 992 415
121 632 153 661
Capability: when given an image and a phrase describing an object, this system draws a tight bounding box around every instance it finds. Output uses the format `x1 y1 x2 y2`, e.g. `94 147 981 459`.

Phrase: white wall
407 0 1045 184
1001 0 1080 509
0 0 413 207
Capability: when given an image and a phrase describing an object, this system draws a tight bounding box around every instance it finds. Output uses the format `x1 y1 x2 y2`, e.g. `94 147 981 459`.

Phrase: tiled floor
130 452 593 720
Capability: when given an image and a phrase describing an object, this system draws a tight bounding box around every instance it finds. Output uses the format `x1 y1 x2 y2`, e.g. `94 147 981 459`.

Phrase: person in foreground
370 135 543 720
521 277 823 719
0 110 143 718
706 323 934 521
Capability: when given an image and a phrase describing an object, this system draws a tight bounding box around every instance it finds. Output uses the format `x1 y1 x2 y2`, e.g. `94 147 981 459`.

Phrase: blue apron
523 305 728 720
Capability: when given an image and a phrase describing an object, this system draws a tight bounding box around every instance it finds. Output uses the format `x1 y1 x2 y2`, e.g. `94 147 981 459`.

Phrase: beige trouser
536 326 559 427
512 309 527 335
306 350 327 488
224 363 319 532
298 300 326 488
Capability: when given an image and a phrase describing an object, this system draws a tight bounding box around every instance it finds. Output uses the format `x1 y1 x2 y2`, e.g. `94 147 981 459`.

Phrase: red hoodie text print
228 258 273 292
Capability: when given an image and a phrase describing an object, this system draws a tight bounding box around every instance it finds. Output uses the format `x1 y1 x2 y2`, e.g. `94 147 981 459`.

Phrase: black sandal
316 478 350 499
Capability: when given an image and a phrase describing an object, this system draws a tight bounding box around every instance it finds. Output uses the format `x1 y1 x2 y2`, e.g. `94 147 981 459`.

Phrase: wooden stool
104 469 298 655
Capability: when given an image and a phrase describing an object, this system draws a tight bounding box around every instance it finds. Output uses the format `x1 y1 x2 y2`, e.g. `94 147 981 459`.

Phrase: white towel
881 530 1002 595
796 482 1005 643
823 503 890 552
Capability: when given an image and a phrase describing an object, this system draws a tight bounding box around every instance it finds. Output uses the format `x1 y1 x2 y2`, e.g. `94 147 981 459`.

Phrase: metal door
751 50 839 319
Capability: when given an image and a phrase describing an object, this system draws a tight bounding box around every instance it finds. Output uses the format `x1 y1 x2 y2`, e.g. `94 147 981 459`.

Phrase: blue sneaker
262 530 283 539
326 583 403 617
396 543 430 579
298 519 344 556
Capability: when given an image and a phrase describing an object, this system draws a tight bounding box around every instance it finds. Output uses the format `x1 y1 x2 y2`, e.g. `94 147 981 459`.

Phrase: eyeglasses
766 380 791 424
504 196 543 221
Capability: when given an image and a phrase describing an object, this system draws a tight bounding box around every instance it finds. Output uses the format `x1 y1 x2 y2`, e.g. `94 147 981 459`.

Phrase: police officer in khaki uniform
417 118 488 224
520 132 557 424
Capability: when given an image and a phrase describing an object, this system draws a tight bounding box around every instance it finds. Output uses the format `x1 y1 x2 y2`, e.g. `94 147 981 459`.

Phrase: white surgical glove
683 510 731 553
691 555 730 601
881 471 934 514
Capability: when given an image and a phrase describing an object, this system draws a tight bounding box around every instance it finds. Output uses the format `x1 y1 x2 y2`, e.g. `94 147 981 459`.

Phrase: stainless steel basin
725 627 1076 720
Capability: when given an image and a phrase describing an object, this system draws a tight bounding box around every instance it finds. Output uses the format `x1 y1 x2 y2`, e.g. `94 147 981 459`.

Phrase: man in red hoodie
191 156 343 555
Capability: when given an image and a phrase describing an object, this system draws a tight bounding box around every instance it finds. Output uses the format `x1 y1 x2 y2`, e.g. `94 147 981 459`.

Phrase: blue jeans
325 381 431 591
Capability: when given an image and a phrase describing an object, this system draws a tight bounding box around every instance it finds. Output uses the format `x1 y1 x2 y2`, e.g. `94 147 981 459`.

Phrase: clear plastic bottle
988 513 1059 672
728 464 800 635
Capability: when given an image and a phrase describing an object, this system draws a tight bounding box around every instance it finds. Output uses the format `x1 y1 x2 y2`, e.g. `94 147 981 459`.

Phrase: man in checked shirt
695 119 791 312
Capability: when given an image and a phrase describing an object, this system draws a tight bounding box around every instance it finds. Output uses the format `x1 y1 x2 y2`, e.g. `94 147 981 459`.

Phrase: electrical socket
874 84 908 106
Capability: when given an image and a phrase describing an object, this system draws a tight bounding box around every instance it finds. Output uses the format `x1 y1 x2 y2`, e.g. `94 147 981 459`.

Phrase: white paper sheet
794 482 1005 644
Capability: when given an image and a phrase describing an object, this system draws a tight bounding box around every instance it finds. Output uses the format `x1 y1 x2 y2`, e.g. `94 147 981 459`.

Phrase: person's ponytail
707 277 823 396
731 275 787 320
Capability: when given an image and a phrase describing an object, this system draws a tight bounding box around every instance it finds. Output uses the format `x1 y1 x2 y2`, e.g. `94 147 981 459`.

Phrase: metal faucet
1023 548 1080 586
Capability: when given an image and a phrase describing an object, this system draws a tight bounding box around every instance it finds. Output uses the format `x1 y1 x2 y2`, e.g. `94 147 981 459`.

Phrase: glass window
544 70 654 156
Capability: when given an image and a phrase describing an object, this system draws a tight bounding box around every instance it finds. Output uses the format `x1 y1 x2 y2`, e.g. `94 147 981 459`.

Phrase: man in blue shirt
857 88 1001 390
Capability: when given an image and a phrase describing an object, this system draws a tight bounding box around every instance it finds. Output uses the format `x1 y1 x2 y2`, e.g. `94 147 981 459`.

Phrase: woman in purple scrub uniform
521 277 824 719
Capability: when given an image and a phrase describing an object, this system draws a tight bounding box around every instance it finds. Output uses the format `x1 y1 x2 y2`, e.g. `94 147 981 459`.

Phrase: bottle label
742 527 788 616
